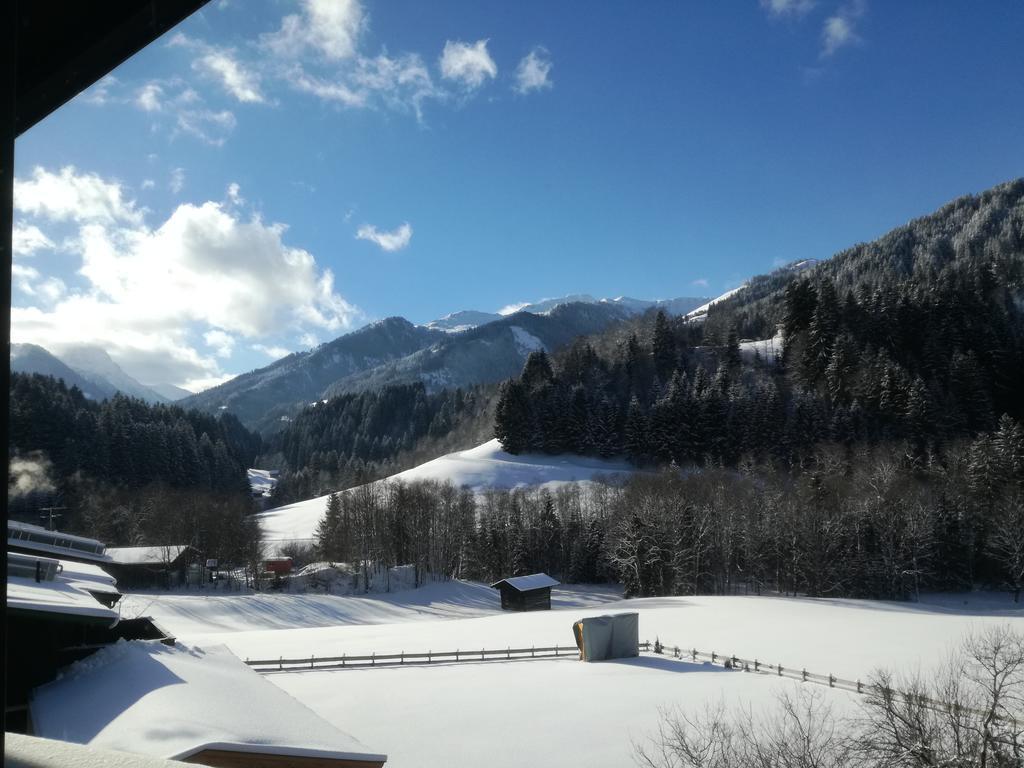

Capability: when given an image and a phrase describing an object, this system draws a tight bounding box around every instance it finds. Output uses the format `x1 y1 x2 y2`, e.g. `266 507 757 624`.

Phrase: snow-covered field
122 582 1024 768
255 440 638 549
118 581 622 636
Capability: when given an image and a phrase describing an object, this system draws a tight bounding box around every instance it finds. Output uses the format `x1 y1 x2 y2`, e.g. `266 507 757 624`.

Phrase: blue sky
11 0 1024 390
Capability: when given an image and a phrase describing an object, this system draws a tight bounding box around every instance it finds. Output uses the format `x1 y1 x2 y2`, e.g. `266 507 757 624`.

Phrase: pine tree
494 379 531 454
652 310 676 382
624 396 648 462
316 492 344 559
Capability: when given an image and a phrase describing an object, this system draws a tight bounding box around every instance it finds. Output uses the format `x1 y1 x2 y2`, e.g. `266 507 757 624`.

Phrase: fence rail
245 642 593 671
648 639 1021 727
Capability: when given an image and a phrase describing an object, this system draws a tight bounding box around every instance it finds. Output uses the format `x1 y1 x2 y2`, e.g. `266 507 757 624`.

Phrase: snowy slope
118 581 621 636
255 440 637 549
684 284 746 321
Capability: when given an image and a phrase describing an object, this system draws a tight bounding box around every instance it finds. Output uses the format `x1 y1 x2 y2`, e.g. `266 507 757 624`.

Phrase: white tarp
574 613 639 661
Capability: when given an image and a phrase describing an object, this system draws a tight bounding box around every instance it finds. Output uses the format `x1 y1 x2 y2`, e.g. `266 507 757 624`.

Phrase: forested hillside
495 179 1024 466
9 373 262 557
473 179 1024 601
266 383 495 504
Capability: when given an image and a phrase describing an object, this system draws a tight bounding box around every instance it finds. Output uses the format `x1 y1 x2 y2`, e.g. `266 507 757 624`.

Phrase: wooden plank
182 748 384 768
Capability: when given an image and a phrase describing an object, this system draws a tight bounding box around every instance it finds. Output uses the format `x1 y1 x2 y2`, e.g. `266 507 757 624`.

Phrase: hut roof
106 545 192 566
490 573 560 592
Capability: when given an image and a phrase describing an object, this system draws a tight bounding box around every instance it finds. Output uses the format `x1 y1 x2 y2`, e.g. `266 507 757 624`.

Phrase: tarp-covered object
573 613 640 661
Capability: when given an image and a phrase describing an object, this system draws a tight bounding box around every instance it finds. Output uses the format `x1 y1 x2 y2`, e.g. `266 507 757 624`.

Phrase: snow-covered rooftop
6 572 119 624
491 573 560 592
9 520 110 562
30 641 387 765
106 545 191 566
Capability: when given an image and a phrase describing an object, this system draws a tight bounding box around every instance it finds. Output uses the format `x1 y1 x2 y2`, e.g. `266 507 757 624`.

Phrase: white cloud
175 108 236 145
14 166 145 226
298 332 320 348
356 222 412 252
136 83 164 112
13 224 55 257
440 40 497 90
253 343 292 359
12 263 40 291
226 182 243 205
204 329 236 358
12 167 361 388
12 264 66 302
170 168 186 194
263 0 365 61
822 1 866 56
515 48 553 94
81 75 119 106
761 0 816 16
141 179 156 190
692 278 710 288
194 50 265 103
290 66 367 107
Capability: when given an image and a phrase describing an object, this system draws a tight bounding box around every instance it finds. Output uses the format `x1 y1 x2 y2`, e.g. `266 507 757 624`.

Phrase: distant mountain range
11 292 710 432
423 294 708 332
181 298 673 432
10 343 186 404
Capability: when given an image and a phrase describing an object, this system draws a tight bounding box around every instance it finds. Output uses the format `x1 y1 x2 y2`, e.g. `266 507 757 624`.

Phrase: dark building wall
497 585 552 611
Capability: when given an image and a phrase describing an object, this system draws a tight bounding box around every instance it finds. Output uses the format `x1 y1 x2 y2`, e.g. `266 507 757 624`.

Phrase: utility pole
39 506 66 531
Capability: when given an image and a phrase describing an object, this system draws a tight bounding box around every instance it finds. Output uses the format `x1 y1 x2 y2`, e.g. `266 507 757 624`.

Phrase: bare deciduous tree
636 627 1024 768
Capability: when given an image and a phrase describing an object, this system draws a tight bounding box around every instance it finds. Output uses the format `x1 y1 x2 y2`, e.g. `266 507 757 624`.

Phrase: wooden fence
244 642 591 672
243 637 1019 729
649 639 1021 729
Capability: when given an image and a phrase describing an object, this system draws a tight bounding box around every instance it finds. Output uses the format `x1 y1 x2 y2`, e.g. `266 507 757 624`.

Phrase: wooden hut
105 544 197 589
490 573 560 611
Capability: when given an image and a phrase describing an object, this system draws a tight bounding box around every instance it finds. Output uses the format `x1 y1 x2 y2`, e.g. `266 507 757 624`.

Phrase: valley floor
119 583 1024 768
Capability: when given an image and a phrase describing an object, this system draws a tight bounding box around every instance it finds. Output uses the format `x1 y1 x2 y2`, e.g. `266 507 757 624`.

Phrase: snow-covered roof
30 641 387 765
106 545 191 566
7 573 119 623
8 520 110 562
491 573 560 592
56 559 120 598
5 733 197 768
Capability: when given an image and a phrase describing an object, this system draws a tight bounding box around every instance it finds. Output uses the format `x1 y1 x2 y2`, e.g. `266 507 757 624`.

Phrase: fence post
711 652 717 664
310 654 314 669
778 665 783 677
755 659 760 672
857 679 862 693
481 648 484 661
372 652 375 667
401 651 405 665
456 649 460 662
342 653 346 668
279 656 282 671
532 645 535 658
802 668 807 682
829 674 834 688
428 650 431 664
507 646 510 659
